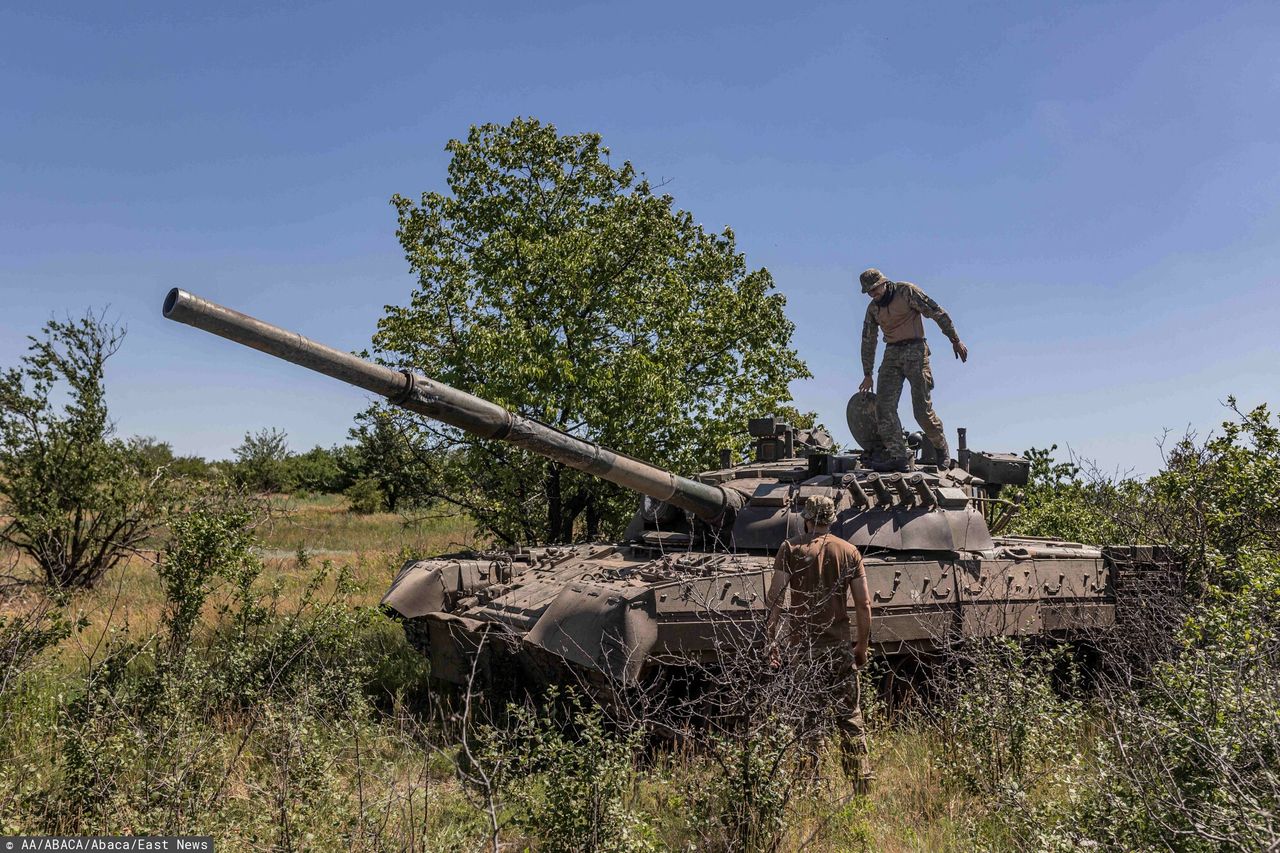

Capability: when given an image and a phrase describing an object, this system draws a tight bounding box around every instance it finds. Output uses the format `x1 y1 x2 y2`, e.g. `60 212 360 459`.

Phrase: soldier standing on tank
765 495 873 791
857 268 968 471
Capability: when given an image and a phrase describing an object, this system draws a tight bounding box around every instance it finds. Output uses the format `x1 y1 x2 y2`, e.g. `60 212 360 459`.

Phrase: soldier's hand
858 375 874 394
952 341 968 363
854 643 869 669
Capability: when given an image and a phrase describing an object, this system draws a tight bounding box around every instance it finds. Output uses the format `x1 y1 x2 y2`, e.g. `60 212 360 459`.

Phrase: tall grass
3 494 1026 850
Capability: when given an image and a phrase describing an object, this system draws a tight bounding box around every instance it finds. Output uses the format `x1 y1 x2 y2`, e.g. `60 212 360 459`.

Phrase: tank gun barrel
162 289 730 521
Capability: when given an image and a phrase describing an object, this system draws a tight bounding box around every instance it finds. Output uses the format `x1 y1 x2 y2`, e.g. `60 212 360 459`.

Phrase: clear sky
3 0 1277 476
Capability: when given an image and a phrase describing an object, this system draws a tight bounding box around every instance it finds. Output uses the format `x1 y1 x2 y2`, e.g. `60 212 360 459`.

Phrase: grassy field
8 405 1275 849
3 495 475 654
0 495 1090 850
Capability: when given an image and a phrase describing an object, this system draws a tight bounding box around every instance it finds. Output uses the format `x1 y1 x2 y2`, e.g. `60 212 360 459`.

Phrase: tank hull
383 536 1134 688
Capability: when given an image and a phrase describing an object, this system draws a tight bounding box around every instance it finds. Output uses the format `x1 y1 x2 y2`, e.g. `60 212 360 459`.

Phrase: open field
1 494 1032 851
5 474 1278 851
2 496 475 651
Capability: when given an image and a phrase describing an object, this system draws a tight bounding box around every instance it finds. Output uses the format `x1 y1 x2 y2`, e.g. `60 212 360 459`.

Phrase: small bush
344 477 385 515
232 427 292 494
471 691 656 852
933 639 1084 797
0 599 72 702
1080 550 1280 850
1005 445 1124 543
924 639 1087 848
680 720 804 853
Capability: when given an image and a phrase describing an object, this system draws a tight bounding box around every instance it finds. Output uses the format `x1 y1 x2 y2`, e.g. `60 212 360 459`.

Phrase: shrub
1004 445 1125 544
933 640 1084 797
344 477 385 515
680 720 803 853
472 691 656 853
1139 400 1280 592
921 639 1089 849
0 597 71 703
1081 550 1280 850
284 444 355 495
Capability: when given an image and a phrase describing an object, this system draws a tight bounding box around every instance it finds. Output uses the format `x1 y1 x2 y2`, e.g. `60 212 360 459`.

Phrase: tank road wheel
401 615 433 659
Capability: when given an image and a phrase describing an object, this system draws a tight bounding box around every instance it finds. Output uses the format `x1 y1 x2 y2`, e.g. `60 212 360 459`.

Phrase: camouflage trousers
876 339 947 460
798 644 872 790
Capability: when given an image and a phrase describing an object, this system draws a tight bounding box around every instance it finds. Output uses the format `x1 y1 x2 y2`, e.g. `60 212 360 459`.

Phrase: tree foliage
376 117 809 544
231 427 291 494
1002 402 1280 849
1003 445 1123 544
1083 550 1280 851
0 314 177 588
286 444 355 496
1141 399 1280 592
345 407 436 512
1012 402 1279 593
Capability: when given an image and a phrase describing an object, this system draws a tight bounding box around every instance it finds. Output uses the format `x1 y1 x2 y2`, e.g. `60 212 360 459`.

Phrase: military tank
163 288 1171 689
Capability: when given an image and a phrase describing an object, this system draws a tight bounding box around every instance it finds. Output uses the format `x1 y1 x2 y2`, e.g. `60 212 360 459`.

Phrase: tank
163 288 1174 688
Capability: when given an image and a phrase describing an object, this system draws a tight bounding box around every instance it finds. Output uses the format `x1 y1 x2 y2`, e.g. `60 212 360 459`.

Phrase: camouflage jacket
861 282 960 375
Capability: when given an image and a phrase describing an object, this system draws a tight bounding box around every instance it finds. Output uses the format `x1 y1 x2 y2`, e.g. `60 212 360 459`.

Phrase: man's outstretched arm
904 285 968 362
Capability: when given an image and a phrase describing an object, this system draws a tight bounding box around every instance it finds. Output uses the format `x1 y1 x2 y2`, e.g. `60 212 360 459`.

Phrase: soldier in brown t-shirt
765 495 873 790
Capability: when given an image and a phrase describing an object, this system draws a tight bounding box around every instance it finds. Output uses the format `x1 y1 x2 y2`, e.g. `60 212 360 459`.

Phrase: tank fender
381 558 498 618
525 583 658 684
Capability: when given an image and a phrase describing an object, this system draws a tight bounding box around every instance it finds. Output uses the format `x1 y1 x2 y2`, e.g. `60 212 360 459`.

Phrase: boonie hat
859 268 890 293
801 495 837 525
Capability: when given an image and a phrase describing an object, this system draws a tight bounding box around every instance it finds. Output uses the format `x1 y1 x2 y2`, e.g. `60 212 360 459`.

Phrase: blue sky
3 0 1277 475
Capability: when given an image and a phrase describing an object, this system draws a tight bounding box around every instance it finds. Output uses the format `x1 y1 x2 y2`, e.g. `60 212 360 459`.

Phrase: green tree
0 314 177 588
377 117 809 544
125 436 176 475
284 444 354 495
231 427 291 494
346 407 434 512
125 436 214 481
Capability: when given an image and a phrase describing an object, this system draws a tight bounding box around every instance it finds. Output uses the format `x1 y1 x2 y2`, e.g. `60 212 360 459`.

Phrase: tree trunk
586 493 602 540
560 488 588 543
546 461 562 545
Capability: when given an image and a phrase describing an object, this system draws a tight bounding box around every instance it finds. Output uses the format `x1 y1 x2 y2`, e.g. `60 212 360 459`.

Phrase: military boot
841 750 875 795
934 441 951 468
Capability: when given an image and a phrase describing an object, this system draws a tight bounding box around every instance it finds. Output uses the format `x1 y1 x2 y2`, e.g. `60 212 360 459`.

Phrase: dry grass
864 727 973 851
255 493 479 557
736 728 979 852
2 493 1018 850
1 494 475 665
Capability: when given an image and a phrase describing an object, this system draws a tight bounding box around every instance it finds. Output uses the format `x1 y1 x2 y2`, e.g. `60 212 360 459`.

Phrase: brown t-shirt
772 532 865 645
